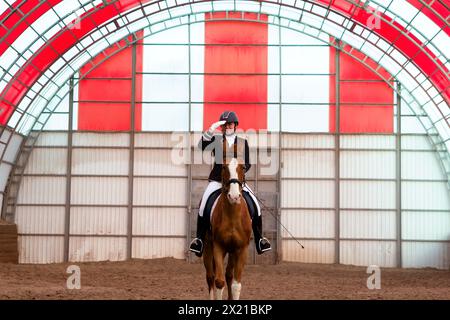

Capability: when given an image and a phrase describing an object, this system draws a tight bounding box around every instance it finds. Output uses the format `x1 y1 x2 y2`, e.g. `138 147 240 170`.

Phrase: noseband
226 179 242 187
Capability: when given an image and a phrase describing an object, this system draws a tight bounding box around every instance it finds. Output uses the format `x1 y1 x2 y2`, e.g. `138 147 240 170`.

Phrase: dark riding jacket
199 134 251 182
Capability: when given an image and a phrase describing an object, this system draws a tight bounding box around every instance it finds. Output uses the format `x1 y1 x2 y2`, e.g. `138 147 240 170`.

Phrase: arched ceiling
0 1 448 168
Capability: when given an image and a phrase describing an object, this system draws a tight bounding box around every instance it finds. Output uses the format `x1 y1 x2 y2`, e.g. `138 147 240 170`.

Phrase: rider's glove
203 120 226 141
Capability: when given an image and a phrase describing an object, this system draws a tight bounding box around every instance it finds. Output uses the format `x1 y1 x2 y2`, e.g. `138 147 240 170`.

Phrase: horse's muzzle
227 192 242 204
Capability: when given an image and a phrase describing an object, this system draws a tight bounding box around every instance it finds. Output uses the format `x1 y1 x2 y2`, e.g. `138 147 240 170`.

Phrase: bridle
222 135 245 192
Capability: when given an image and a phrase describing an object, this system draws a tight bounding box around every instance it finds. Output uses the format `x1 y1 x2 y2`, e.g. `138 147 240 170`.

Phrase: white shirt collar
225 133 236 147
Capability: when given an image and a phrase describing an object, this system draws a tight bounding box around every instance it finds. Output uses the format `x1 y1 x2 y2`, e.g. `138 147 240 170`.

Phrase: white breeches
198 181 261 217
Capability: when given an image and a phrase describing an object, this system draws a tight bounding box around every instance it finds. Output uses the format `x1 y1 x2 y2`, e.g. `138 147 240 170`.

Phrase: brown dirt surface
0 258 448 300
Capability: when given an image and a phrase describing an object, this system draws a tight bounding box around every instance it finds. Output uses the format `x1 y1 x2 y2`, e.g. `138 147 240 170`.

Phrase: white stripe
0 0 103 77
371 0 447 66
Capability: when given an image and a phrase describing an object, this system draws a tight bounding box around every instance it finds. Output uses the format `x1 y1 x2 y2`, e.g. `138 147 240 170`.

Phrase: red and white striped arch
0 0 448 134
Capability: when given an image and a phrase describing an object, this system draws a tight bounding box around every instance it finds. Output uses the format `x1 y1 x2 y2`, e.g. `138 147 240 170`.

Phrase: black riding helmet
219 111 239 126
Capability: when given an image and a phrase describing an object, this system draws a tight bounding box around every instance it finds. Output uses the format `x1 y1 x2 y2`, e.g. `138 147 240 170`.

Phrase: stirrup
189 238 204 257
257 237 271 254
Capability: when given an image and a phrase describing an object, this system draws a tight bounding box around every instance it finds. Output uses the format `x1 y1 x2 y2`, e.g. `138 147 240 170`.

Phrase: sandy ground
0 258 448 300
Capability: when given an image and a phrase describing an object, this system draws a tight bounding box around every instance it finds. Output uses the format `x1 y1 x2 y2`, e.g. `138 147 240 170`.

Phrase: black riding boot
189 214 208 257
252 214 271 254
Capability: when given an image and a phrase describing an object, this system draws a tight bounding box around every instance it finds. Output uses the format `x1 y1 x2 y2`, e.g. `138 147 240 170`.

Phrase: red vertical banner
203 12 268 131
329 45 394 133
78 31 143 131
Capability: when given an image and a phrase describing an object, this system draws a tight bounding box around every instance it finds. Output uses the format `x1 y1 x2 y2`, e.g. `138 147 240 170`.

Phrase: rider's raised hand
209 120 226 132
204 120 226 140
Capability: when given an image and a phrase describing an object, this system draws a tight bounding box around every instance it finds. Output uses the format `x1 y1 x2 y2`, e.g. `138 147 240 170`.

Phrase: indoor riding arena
0 0 449 300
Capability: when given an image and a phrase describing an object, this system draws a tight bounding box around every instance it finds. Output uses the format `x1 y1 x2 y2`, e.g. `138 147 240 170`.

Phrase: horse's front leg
213 244 226 300
203 235 215 300
226 253 236 300
232 246 249 300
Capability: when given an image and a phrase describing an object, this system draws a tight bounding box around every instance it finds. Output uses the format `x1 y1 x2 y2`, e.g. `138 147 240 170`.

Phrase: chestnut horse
203 156 252 300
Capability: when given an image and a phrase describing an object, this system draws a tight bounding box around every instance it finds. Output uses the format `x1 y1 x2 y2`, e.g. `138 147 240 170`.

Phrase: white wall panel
17 176 66 204
132 238 186 259
340 151 395 179
282 150 334 178
134 149 187 176
281 46 329 74
402 181 450 210
282 240 334 263
402 242 449 269
35 132 68 146
281 210 334 238
402 211 450 240
18 236 64 264
71 148 129 175
142 75 189 102
282 134 334 149
0 162 12 192
15 206 65 234
281 180 334 208
72 133 129 147
340 135 395 149
281 76 329 103
0 129 24 163
25 148 67 174
401 135 434 150
340 211 396 239
143 45 189 73
340 181 396 209
70 207 127 235
281 105 330 133
135 132 188 148
71 177 128 205
133 177 187 206
340 241 397 267
401 151 446 180
133 208 186 236
69 236 127 262
142 104 189 132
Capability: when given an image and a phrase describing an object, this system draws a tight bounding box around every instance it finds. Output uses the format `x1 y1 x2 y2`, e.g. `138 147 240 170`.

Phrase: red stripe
329 46 394 133
406 0 450 36
0 0 62 56
317 0 449 104
78 31 143 131
0 1 448 127
203 12 268 131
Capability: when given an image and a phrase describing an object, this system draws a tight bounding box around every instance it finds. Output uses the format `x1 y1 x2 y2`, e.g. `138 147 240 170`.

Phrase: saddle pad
208 190 256 222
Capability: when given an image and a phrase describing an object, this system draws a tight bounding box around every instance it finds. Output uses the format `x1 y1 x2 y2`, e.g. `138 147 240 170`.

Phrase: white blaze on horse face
227 158 241 204
231 280 242 300
215 287 224 300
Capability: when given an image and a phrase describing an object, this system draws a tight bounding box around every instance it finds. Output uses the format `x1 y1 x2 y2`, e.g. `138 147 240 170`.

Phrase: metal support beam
127 35 138 260
186 18 193 263
63 76 74 263
276 22 282 264
334 42 341 265
396 82 402 268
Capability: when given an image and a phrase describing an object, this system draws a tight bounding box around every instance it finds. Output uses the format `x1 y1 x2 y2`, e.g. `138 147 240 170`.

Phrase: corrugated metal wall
280 133 449 270
15 132 188 263
13 132 450 269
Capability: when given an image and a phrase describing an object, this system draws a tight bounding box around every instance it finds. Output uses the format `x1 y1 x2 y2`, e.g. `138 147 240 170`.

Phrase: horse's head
222 157 245 205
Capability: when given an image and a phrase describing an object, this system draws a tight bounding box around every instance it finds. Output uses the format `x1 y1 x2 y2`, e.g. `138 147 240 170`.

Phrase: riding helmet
219 111 239 125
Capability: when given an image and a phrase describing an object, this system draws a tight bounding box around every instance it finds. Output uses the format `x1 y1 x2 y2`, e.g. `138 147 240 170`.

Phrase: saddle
202 189 257 223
